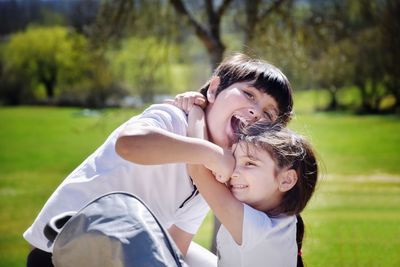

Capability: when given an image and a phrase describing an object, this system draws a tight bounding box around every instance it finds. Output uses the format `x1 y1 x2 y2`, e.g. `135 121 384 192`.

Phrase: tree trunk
38 63 57 101
43 77 56 100
243 0 287 47
359 84 373 113
326 86 338 110
208 42 225 70
387 80 400 111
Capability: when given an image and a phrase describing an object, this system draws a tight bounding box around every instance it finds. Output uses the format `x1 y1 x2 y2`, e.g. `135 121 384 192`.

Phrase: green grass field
1 103 400 266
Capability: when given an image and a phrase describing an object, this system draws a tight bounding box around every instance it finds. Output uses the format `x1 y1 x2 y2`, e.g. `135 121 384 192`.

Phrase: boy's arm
187 107 244 245
115 124 232 179
116 124 213 165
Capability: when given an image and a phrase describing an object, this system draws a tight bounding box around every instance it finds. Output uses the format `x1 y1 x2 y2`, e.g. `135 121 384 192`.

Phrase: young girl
183 106 318 267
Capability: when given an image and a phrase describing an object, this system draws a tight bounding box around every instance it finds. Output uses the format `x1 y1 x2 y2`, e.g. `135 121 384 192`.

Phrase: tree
313 39 354 110
109 36 175 103
296 0 397 112
380 0 400 111
351 27 386 113
2 26 90 104
169 0 232 69
169 0 289 69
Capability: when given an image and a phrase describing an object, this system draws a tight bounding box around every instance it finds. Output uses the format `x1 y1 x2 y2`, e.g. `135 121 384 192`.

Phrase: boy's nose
248 107 261 121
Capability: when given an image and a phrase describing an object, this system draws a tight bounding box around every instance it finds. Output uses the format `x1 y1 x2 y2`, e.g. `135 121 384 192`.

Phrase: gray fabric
51 192 187 267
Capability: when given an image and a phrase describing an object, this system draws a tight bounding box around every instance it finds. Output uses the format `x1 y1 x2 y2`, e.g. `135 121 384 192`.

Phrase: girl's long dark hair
296 215 304 267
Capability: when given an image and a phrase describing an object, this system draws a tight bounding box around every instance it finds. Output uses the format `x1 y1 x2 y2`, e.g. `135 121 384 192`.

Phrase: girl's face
228 142 283 212
205 79 279 149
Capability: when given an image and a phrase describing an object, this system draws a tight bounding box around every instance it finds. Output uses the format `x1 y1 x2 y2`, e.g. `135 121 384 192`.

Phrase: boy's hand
206 149 235 183
165 92 207 113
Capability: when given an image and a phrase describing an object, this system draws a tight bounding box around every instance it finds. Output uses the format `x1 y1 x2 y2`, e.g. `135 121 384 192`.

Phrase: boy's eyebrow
247 85 259 91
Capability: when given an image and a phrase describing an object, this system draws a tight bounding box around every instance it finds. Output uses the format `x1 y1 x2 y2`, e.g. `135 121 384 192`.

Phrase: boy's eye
263 111 273 122
244 91 255 100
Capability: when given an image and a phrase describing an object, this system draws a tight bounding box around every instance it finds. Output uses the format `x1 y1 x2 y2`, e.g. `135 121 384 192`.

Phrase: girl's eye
245 161 255 166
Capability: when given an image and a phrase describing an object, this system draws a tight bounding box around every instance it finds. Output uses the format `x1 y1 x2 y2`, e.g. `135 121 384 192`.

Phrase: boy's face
205 78 279 148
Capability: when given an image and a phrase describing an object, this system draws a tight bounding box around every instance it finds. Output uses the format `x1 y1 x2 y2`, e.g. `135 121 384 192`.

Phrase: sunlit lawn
0 101 399 266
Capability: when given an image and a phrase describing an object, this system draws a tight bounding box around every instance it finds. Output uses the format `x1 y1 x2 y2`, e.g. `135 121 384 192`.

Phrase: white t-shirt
23 104 210 252
217 204 297 267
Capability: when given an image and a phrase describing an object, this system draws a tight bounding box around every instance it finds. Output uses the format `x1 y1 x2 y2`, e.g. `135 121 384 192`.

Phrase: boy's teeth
231 115 246 133
232 184 247 188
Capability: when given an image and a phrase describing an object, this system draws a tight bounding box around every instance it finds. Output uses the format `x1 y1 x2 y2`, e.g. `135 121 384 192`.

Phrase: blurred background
0 0 399 266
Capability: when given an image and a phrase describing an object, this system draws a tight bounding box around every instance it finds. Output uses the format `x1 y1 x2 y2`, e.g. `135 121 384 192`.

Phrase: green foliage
249 9 313 91
311 38 355 110
379 0 400 109
169 63 205 94
246 0 399 113
305 0 399 112
0 26 121 107
109 36 177 102
1 26 91 103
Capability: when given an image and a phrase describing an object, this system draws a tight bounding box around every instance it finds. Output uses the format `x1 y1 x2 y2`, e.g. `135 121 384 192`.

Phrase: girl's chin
232 194 244 202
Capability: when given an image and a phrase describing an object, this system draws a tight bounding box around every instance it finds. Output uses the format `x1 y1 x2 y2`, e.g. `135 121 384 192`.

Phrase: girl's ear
278 169 298 192
207 76 220 104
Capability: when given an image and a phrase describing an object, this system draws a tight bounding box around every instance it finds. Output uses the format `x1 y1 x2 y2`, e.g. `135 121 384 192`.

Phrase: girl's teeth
233 185 247 188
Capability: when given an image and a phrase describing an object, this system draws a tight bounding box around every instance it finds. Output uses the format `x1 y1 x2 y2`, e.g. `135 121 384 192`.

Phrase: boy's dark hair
238 122 318 267
199 53 294 125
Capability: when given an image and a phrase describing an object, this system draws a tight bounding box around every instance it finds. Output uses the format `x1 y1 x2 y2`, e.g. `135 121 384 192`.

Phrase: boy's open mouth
230 115 248 135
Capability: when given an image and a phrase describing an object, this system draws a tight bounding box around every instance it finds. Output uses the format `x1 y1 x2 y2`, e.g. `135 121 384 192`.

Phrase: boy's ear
207 76 220 104
278 169 298 192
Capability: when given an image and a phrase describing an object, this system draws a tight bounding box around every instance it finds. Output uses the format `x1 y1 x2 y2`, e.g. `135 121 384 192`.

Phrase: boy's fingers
176 96 184 110
182 98 189 113
187 98 195 112
194 98 207 109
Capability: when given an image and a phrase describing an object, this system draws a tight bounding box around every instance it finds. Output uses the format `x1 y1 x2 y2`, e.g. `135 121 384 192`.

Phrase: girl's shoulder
243 204 296 239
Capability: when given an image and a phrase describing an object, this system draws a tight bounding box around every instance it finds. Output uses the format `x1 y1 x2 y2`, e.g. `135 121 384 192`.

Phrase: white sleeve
126 104 209 234
174 193 210 235
126 104 187 135
242 204 297 250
